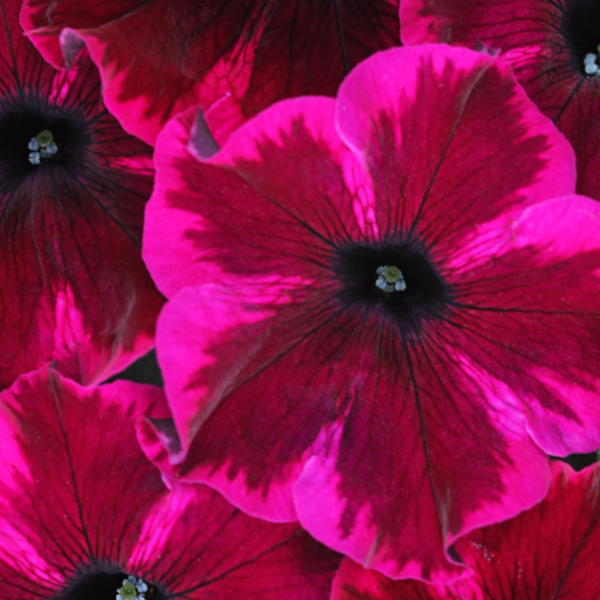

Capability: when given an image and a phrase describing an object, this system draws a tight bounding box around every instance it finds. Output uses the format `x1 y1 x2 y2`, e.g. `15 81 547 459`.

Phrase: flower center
28 129 59 165
376 265 407 292
332 240 453 340
117 576 149 600
562 1 600 77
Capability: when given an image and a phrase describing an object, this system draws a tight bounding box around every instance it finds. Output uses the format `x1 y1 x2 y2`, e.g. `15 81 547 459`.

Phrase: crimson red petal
0 0 163 388
22 0 401 145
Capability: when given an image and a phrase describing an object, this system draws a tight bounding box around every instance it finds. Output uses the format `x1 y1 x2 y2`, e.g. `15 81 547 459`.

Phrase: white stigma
375 265 407 293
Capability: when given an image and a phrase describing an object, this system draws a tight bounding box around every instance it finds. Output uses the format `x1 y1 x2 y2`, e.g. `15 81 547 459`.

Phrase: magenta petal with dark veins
400 0 600 200
21 0 401 145
141 45 591 582
0 0 164 389
332 461 600 600
0 366 340 600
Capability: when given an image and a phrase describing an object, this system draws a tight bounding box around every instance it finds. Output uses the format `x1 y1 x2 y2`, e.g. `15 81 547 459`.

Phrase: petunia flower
141 44 598 583
0 0 164 389
401 0 600 201
20 0 401 146
0 365 340 600
331 460 600 600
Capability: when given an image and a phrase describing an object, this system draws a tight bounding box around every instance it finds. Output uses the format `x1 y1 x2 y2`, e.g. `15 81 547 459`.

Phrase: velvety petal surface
0 0 163 389
142 45 588 582
400 0 600 200
332 460 600 600
0 366 340 599
22 0 401 145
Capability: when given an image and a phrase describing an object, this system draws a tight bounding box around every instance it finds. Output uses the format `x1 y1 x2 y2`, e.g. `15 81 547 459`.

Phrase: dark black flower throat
0 100 91 191
332 239 453 340
562 0 600 77
52 568 168 600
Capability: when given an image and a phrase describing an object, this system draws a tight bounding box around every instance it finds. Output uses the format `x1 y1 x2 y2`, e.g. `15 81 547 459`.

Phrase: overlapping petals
21 0 401 145
401 0 600 200
0 365 340 599
140 44 595 582
0 0 163 389
332 461 600 599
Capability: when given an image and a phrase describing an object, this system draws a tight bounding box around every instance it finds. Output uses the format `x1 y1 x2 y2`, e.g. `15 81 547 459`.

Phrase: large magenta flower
0 365 340 599
20 0 400 146
332 460 600 600
140 44 600 582
401 0 600 201
0 0 163 389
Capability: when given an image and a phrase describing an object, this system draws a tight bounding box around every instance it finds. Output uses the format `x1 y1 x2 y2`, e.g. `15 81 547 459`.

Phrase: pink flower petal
0 366 340 599
332 460 600 599
143 46 589 582
400 0 600 200
22 0 401 145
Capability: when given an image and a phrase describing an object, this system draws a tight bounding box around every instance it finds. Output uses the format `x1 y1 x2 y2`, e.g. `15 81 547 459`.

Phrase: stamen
376 265 406 293
28 131 59 165
116 575 149 600
584 52 600 76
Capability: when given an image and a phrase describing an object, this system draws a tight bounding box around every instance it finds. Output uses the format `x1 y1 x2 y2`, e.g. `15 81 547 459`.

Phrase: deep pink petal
0 0 164 389
400 0 600 200
0 366 340 599
22 0 401 145
336 44 575 241
143 98 369 299
444 196 600 455
332 461 600 600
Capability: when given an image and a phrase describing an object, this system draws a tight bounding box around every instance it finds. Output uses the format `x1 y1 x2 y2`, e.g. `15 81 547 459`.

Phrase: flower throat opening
332 240 453 340
563 0 600 77
51 570 168 600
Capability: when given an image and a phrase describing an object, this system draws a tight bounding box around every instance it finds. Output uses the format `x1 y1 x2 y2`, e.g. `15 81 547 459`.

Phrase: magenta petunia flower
401 0 600 201
140 44 600 582
0 365 340 600
0 0 164 389
332 460 600 600
20 0 401 146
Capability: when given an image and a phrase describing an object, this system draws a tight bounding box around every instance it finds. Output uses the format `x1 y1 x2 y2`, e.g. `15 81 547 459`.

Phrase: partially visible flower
401 0 600 200
21 0 401 145
0 365 340 600
332 460 600 600
0 0 163 389
141 45 593 583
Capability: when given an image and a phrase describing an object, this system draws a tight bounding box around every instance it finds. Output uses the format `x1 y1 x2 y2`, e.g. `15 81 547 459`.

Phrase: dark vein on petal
48 371 94 559
400 335 443 544
171 530 303 596
409 58 492 238
0 0 21 99
333 0 350 75
553 76 584 124
550 491 600 600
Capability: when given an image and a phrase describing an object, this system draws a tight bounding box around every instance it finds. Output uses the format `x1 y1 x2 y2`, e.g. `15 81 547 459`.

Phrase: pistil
117 575 149 600
375 265 406 292
28 129 58 165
